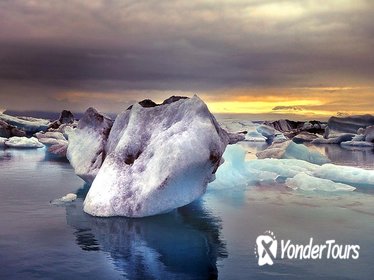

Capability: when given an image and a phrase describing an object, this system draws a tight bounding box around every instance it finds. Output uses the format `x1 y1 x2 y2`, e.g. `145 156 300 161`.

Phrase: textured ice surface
313 164 374 186
286 173 355 192
84 96 230 217
66 108 113 183
256 140 330 165
0 113 50 134
5 136 44 148
327 114 374 134
211 144 373 193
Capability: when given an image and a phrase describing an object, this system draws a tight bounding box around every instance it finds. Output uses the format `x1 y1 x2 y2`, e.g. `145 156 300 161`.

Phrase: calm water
0 146 374 280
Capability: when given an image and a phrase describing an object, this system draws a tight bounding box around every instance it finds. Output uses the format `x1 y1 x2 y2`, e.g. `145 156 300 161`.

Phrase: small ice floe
50 193 77 205
286 173 356 192
5 136 44 148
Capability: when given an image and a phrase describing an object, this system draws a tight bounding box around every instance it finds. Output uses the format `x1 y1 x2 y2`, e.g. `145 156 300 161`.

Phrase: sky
1 0 374 120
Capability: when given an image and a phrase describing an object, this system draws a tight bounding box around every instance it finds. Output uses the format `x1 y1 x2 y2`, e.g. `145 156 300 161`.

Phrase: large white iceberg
84 96 230 217
66 108 113 183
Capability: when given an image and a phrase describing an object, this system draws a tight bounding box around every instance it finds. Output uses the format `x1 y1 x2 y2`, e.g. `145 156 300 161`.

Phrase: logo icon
255 230 278 266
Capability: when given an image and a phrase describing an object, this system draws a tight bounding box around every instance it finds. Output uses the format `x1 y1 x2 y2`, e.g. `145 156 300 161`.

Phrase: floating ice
327 114 374 134
51 193 77 205
364 125 374 142
312 133 355 144
84 96 230 217
5 136 44 148
313 164 374 186
340 141 374 148
0 113 50 134
256 140 330 165
286 173 356 192
211 144 372 193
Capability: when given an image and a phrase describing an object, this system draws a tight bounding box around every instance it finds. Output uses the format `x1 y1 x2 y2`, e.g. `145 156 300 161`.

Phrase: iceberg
256 125 275 141
66 107 113 183
84 96 230 217
256 140 330 165
263 119 302 132
0 113 50 134
5 136 44 148
286 173 355 192
327 114 374 134
312 133 355 144
292 131 319 143
364 125 374 142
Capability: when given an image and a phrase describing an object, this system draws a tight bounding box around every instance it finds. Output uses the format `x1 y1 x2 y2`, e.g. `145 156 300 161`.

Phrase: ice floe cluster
0 110 76 155
210 144 374 193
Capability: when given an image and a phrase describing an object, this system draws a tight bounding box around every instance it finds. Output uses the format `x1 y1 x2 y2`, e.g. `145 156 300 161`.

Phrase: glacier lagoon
1 140 374 279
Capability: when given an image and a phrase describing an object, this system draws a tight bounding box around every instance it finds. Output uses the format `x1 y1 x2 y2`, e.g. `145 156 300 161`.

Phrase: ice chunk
327 114 374 134
35 131 66 141
0 137 6 147
247 158 319 179
312 133 355 144
286 173 355 192
263 119 301 132
256 140 330 165
84 96 230 217
51 193 77 205
273 133 288 143
292 131 319 143
0 120 26 138
209 144 255 188
313 164 374 186
5 136 44 148
66 107 113 183
340 141 374 148
364 125 374 142
256 125 276 142
0 113 50 134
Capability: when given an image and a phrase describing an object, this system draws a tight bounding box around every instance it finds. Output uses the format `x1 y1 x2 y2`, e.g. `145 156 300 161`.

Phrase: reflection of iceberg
65 200 227 279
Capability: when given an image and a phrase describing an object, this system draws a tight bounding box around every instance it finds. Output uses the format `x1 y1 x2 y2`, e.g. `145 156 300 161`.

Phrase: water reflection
65 200 227 280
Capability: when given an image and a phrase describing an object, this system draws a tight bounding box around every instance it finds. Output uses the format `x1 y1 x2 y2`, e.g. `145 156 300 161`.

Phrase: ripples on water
0 146 374 280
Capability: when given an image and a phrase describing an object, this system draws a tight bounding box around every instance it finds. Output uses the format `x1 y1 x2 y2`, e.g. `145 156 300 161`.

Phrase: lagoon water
1 144 374 280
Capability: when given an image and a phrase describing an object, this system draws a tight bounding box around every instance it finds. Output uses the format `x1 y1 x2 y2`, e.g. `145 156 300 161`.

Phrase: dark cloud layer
0 0 374 113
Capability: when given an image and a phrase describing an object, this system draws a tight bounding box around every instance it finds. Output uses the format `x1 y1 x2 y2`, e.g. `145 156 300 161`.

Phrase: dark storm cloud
0 0 374 112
